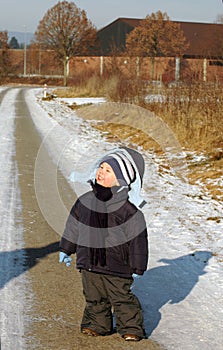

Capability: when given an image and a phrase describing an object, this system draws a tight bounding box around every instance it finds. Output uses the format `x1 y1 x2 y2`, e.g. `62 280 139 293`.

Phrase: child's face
96 162 119 188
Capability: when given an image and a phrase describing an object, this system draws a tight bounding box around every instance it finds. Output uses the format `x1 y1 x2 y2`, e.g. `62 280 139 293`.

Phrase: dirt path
15 87 164 350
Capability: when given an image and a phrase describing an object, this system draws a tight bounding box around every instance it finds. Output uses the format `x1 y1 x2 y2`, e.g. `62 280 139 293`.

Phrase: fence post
136 57 140 78
100 56 104 77
203 58 207 82
175 57 180 81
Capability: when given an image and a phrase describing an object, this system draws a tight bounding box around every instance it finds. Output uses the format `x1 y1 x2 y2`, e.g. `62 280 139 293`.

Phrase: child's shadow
132 251 213 336
0 242 59 289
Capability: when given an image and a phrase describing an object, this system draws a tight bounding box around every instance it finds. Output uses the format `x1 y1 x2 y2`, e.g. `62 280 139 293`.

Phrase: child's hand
59 252 72 267
132 273 139 279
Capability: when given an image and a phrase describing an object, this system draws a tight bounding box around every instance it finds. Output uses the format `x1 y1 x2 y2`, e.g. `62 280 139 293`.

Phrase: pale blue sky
0 0 222 33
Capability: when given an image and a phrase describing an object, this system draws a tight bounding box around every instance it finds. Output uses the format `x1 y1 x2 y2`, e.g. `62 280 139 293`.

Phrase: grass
53 75 120 99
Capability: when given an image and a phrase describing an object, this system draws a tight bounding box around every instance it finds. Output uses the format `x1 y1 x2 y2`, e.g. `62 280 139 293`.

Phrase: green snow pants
81 270 145 338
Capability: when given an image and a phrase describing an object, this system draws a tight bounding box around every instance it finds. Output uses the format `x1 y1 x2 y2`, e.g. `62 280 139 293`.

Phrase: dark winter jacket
60 182 148 278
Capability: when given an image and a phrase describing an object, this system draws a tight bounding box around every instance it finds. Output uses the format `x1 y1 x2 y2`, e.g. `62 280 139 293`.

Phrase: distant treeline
8 31 34 48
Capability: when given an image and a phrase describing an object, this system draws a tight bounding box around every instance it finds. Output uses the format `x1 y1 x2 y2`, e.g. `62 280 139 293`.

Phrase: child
59 147 148 341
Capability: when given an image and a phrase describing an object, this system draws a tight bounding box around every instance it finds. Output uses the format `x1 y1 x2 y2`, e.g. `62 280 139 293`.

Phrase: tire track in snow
0 88 27 349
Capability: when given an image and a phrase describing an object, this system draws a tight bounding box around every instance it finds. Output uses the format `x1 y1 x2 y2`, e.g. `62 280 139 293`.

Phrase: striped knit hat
100 152 136 186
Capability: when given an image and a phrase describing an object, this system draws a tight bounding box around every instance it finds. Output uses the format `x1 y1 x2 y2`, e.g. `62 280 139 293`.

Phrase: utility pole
23 25 27 76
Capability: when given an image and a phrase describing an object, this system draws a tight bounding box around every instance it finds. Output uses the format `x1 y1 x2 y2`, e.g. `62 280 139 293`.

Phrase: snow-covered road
0 88 29 349
0 86 222 349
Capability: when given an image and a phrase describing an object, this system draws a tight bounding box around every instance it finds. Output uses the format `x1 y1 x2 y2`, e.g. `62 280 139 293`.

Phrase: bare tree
126 11 188 80
35 1 97 85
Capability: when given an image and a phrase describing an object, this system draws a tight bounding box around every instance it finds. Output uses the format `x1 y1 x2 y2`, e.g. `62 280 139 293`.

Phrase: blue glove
132 273 139 279
59 252 72 267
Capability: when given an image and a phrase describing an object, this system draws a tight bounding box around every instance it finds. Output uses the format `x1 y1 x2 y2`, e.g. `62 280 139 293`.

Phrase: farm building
95 18 223 83
97 17 223 59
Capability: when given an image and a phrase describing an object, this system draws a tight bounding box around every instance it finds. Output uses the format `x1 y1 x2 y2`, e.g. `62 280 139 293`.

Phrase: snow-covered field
0 86 222 349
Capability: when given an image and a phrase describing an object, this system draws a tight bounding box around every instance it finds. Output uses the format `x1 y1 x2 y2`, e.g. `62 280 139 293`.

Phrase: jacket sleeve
59 200 80 255
126 210 149 275
129 229 148 274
